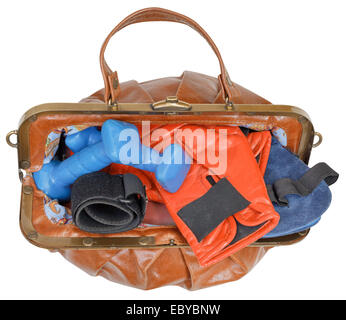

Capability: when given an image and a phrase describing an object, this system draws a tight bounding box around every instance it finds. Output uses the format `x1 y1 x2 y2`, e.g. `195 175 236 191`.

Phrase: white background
1 0 345 300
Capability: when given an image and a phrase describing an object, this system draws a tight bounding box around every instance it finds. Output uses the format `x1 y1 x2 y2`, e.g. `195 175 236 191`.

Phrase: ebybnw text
126 303 221 317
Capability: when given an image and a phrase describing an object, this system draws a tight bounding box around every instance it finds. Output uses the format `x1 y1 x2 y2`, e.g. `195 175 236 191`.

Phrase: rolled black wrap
71 172 147 234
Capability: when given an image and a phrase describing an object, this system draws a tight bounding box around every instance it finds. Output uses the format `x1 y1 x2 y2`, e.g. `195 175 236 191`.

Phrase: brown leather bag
8 7 314 290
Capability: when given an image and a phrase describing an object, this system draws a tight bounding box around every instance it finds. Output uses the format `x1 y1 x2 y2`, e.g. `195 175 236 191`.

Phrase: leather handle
100 7 237 104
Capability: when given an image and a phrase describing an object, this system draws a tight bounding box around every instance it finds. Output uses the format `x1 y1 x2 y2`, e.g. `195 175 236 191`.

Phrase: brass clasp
151 96 191 111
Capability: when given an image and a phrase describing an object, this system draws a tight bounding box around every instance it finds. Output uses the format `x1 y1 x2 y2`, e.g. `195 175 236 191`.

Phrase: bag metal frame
8 100 318 250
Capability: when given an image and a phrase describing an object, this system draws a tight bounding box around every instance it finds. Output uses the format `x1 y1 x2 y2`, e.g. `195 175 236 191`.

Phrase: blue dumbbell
34 120 191 200
65 126 101 153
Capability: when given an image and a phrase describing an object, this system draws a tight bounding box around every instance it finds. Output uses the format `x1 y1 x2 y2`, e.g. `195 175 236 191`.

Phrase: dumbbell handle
56 142 111 186
65 126 168 173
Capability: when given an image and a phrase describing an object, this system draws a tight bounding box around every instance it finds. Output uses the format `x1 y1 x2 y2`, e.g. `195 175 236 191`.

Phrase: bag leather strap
100 7 237 104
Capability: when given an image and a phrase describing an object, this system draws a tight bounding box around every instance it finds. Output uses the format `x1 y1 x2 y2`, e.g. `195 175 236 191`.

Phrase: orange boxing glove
246 130 272 175
151 124 279 267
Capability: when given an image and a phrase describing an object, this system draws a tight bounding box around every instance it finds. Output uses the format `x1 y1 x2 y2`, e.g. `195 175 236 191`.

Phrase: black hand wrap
71 172 147 234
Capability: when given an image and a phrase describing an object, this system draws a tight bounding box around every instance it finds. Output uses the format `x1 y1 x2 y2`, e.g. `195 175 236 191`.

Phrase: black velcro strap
177 178 251 242
267 162 339 206
71 172 147 234
123 173 146 199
